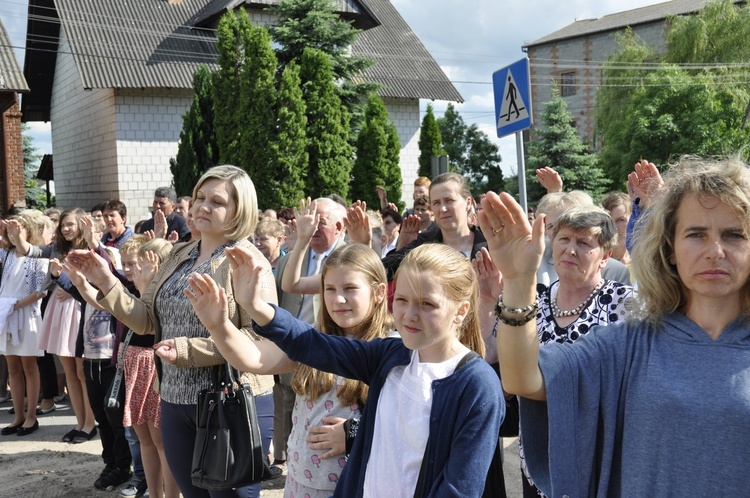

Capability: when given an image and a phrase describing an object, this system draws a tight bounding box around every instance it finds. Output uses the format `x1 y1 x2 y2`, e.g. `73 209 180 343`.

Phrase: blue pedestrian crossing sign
493 58 532 138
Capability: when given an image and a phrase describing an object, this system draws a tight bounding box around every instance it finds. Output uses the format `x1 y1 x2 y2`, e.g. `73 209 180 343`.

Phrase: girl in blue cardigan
190 242 504 497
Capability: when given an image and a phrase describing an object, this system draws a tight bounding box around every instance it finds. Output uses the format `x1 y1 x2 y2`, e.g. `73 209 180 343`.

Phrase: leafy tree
527 89 609 203
595 30 655 183
170 65 218 197
269 0 377 110
605 67 750 178
213 11 243 165
237 13 278 207
418 104 443 178
437 103 503 195
22 124 46 209
666 0 750 65
350 93 401 209
299 48 353 199
385 122 403 212
271 62 309 208
596 1 750 185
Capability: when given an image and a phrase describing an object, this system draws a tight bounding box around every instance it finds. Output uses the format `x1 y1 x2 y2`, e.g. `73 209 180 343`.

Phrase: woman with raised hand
66 165 277 498
479 157 750 497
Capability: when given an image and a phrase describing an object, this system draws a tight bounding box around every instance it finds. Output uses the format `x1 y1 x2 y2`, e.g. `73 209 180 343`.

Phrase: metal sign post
493 57 533 212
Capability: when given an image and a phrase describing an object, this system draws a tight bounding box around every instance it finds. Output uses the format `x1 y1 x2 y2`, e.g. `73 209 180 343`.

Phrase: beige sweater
97 238 276 396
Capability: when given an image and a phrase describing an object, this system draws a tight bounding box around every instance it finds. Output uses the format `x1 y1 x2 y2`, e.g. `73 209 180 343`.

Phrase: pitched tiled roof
524 0 743 47
23 0 460 107
352 0 462 102
0 18 29 92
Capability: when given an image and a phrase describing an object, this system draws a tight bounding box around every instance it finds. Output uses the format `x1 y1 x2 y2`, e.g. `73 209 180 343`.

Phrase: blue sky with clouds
1 0 664 177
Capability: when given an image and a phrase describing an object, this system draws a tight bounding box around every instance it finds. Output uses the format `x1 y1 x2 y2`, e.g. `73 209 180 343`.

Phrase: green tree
299 48 353 199
170 65 218 197
437 103 503 195
237 12 278 207
595 30 655 183
269 0 376 110
418 104 443 178
271 62 309 208
350 93 401 208
22 124 46 209
596 1 750 185
527 89 609 203
213 11 243 165
606 67 750 176
385 122 403 212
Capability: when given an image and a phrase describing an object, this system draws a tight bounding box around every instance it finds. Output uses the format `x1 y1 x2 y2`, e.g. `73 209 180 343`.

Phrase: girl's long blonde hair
394 243 485 357
292 244 392 407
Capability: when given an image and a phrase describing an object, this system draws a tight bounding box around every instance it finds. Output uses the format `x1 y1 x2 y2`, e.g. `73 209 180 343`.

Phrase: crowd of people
1 156 749 497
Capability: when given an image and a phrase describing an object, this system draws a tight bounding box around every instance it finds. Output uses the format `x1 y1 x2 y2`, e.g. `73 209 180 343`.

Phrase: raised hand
225 245 274 325
143 230 156 240
81 216 102 249
184 272 229 331
49 258 63 278
154 338 178 365
294 198 319 244
472 247 503 305
396 214 420 249
344 201 371 246
628 159 664 209
284 219 298 252
478 191 545 282
376 185 389 211
65 249 116 290
61 259 88 289
153 210 168 239
535 167 563 194
167 230 179 244
139 250 160 291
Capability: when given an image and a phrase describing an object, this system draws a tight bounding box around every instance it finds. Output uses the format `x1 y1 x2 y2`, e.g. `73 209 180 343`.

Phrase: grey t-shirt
520 312 750 497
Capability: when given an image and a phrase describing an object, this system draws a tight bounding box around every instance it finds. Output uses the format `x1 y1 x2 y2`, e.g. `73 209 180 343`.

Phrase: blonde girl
184 244 392 498
209 242 504 497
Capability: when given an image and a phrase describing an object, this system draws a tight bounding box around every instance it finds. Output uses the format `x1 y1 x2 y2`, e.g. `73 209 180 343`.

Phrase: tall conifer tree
299 48 352 199
170 65 218 197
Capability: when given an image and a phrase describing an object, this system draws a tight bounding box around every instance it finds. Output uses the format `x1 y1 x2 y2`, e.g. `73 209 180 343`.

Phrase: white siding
114 89 192 222
384 97 420 208
50 32 118 211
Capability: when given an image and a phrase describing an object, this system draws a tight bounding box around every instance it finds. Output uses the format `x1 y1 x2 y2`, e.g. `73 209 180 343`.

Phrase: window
560 72 576 97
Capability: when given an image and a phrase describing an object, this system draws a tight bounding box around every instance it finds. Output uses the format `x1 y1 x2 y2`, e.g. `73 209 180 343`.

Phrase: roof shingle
0 18 29 92
24 0 459 106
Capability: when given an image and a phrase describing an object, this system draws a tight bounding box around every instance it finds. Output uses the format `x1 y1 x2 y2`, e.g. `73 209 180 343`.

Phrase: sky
0 0 666 177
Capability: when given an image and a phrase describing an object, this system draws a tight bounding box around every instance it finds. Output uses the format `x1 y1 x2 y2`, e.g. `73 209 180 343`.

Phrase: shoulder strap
413 350 481 497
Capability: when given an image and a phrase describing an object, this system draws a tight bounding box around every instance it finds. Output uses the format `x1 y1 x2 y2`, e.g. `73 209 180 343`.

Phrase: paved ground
0 396 521 497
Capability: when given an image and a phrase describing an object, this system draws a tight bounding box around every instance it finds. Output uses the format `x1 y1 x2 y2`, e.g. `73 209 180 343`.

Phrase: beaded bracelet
495 293 540 316
497 307 538 327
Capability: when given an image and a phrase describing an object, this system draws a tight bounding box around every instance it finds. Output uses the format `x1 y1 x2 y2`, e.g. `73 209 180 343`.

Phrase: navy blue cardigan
254 305 505 497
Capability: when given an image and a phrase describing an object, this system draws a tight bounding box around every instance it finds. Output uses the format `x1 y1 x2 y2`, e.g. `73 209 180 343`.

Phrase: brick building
522 0 738 149
22 0 461 221
0 18 29 215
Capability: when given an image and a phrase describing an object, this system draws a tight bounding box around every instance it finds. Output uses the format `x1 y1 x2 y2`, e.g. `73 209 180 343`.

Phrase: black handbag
104 330 133 427
191 362 273 490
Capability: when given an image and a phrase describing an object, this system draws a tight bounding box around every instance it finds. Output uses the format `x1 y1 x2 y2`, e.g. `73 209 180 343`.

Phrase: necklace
551 279 605 318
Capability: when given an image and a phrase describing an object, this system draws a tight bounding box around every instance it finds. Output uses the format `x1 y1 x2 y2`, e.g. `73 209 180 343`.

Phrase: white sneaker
119 479 147 497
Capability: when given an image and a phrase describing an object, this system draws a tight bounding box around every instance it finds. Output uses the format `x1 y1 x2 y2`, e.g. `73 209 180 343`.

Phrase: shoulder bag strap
117 329 135 368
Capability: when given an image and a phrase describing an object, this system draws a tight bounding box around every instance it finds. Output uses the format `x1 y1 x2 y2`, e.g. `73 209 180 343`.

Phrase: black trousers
37 352 59 400
84 358 132 469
